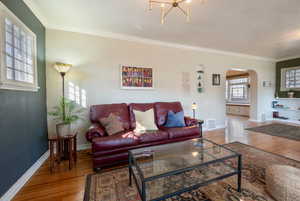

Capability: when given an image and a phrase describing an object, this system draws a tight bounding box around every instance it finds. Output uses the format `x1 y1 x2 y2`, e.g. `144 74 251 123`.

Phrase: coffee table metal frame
128 138 242 201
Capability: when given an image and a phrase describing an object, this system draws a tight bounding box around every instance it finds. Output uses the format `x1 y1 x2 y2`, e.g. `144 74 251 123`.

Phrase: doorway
225 69 258 120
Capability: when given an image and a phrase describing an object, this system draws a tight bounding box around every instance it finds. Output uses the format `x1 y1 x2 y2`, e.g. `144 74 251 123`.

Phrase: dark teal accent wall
0 0 47 197
276 58 300 98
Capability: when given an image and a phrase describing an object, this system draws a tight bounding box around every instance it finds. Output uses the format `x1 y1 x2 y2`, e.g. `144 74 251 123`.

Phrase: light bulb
186 0 192 3
160 3 165 8
192 152 198 157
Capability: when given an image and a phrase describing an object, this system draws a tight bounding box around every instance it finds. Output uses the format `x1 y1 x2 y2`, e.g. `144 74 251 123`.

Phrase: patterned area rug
84 142 300 201
246 123 300 141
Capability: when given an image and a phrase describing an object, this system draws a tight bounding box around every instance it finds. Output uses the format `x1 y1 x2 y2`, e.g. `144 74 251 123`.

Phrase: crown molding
23 0 48 26
276 55 300 62
48 25 276 62
23 0 276 62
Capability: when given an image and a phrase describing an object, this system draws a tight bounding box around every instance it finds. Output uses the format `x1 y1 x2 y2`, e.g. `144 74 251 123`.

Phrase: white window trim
226 78 250 103
0 2 39 92
280 66 300 92
230 85 247 100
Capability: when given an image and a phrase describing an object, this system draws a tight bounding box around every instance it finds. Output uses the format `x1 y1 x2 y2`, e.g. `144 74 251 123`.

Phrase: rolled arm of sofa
184 116 198 126
86 123 106 142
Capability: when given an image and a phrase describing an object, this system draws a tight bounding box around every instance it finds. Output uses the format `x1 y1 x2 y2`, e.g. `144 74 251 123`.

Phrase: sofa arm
184 116 199 127
86 123 106 142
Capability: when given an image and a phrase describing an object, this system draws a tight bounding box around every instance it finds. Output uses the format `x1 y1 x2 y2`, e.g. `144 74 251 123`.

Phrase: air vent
206 119 216 129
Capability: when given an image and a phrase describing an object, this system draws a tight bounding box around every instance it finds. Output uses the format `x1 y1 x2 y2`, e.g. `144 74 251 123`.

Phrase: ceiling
24 0 300 60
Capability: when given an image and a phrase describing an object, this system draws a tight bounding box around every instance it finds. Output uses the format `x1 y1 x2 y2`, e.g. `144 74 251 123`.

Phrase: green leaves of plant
48 97 85 124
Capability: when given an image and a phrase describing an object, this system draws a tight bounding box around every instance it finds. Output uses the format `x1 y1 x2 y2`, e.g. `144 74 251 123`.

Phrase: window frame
0 3 39 92
230 84 246 100
280 66 300 91
226 77 249 103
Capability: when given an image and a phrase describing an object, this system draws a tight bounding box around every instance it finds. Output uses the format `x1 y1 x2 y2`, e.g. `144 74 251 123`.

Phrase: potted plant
48 97 85 138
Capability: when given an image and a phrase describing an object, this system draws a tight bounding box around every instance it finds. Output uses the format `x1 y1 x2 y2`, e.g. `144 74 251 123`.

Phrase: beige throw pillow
133 109 158 132
99 113 124 136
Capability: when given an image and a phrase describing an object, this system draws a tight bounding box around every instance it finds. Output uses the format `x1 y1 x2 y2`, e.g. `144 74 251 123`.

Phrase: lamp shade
192 102 197 110
54 62 72 73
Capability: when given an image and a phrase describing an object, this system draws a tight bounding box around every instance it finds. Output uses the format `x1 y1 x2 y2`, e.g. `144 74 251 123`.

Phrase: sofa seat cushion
163 126 199 139
138 130 169 143
92 131 140 151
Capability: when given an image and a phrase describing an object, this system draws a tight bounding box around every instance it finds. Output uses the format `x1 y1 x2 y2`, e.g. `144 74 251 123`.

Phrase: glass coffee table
128 138 242 201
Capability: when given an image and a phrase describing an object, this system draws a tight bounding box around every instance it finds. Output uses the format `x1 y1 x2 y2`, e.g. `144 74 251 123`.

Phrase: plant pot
56 123 71 138
288 92 295 98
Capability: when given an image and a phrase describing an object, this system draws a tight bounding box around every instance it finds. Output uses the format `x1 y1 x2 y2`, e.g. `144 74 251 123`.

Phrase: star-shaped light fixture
148 0 205 24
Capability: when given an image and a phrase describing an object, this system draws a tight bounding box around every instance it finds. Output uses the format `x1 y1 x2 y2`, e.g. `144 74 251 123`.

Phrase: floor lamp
53 62 72 121
53 62 72 159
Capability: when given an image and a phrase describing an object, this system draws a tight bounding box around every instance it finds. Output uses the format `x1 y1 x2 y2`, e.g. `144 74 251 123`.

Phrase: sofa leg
93 167 101 172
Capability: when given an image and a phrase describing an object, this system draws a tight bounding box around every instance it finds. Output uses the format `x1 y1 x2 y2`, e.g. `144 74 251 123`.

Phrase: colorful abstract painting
121 65 154 89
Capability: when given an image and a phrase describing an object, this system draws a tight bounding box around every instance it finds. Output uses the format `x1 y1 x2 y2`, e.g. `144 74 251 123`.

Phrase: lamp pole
60 72 66 122
193 108 195 119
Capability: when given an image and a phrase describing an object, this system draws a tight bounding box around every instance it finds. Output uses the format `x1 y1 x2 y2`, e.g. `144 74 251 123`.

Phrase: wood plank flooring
12 116 300 201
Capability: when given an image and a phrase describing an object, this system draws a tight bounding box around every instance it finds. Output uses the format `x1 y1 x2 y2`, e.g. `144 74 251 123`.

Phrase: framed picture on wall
212 74 221 86
120 65 154 90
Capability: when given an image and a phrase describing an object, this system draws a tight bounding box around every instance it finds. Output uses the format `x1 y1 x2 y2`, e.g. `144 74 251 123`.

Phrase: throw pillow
164 111 186 128
133 109 158 132
99 113 124 136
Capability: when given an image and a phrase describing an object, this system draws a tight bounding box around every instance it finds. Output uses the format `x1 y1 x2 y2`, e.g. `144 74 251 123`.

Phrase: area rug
84 142 300 201
246 123 300 141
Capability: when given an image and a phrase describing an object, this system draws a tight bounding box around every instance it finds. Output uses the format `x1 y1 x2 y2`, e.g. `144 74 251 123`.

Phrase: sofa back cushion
129 103 155 129
154 102 184 127
90 103 131 130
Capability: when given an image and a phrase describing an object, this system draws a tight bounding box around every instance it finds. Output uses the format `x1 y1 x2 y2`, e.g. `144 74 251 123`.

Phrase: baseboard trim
249 119 262 123
78 143 91 150
0 150 49 201
249 118 273 123
203 124 227 131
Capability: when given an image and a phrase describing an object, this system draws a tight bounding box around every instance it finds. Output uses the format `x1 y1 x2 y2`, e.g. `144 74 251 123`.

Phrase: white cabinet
226 104 250 117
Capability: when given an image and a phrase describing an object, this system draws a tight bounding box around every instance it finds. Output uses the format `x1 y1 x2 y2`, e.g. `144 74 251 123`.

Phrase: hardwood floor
12 116 300 201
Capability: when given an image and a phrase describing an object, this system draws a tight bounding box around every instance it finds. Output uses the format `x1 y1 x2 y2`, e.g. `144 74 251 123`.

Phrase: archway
225 69 258 120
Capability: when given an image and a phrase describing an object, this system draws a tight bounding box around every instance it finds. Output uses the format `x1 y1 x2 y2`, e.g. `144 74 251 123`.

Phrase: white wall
249 70 258 120
46 29 276 146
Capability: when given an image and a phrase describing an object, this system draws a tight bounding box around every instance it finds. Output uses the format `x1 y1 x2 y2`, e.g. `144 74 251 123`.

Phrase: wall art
212 74 221 86
121 65 154 89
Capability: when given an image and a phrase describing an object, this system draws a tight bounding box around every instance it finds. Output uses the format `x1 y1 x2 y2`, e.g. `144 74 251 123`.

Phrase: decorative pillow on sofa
99 113 124 136
133 109 158 132
164 111 186 128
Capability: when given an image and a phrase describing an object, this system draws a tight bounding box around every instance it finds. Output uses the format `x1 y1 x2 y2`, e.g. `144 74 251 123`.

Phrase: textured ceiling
25 0 300 60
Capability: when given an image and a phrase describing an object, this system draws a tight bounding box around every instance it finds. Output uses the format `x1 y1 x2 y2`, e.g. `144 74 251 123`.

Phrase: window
75 85 80 104
281 67 300 91
68 82 87 108
81 89 87 108
0 3 38 91
231 85 246 99
226 77 249 102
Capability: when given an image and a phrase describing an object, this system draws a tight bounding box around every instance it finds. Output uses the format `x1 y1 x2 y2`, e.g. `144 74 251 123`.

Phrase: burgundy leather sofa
86 102 201 170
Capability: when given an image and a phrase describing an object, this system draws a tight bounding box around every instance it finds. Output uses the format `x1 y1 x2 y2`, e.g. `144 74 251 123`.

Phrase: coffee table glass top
129 138 238 179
